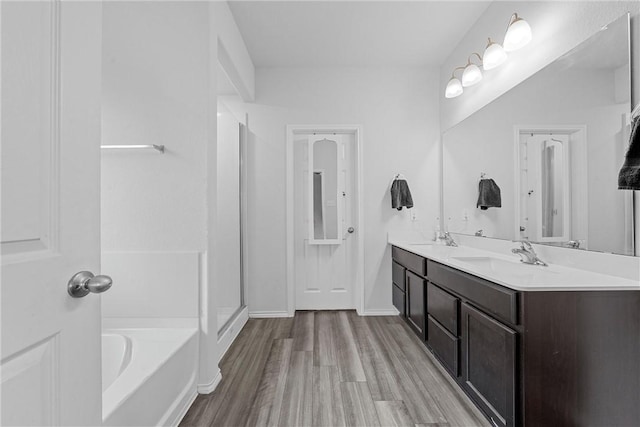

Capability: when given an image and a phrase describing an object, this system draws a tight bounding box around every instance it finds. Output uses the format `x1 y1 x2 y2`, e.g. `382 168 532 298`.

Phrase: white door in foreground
294 133 357 310
1 2 104 425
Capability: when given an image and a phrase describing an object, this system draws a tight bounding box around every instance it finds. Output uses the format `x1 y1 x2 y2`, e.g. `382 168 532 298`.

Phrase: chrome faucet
512 240 548 266
443 231 458 247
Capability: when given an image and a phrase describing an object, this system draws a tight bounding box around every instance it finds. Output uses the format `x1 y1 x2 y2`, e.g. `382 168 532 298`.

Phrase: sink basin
452 256 553 279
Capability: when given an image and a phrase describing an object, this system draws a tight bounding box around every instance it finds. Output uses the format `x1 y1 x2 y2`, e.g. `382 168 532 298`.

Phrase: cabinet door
461 303 517 427
392 284 406 317
406 270 426 340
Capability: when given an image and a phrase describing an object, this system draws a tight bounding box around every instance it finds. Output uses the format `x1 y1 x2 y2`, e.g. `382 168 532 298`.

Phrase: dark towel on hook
391 178 413 211
477 178 501 210
618 115 640 190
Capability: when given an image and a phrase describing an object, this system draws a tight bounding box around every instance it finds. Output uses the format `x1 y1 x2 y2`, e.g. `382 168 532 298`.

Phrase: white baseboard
249 310 292 318
197 368 222 395
359 308 400 316
218 307 249 361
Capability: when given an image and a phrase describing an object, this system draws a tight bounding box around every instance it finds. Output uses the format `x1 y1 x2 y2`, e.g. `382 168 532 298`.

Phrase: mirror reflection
309 136 341 244
443 13 634 256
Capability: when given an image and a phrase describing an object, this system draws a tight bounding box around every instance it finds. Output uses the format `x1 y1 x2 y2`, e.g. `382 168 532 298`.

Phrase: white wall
245 67 440 314
101 1 209 322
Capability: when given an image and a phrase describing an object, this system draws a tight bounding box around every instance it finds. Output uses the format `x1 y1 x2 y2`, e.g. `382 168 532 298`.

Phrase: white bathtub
102 328 198 426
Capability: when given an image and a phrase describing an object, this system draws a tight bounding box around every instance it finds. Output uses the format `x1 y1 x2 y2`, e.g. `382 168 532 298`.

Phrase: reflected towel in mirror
391 178 413 211
477 178 502 210
618 115 640 190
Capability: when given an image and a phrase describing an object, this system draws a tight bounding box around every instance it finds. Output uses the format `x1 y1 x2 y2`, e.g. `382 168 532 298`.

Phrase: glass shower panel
216 101 244 333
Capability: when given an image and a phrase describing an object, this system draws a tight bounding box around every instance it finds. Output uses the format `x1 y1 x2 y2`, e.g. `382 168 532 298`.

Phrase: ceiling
228 1 491 68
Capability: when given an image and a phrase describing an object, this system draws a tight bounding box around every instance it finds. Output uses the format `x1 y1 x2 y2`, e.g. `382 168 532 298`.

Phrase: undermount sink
452 256 552 278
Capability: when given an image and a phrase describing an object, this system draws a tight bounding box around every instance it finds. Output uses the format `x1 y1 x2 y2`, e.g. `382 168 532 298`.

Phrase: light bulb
462 63 482 87
483 38 507 70
445 77 463 98
504 15 532 51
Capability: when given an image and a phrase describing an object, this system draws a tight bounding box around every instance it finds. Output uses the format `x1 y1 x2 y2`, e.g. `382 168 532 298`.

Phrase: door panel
1 1 55 256
461 303 517 427
294 133 356 310
1 2 103 425
406 271 425 340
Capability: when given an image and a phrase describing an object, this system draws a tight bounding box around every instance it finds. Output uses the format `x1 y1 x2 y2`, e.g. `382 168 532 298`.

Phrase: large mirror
443 13 635 256
309 135 343 244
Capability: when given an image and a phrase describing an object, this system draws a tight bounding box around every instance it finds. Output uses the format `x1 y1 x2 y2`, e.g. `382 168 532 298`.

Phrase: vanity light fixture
503 13 532 51
462 53 484 87
482 38 508 70
445 67 465 98
444 12 532 99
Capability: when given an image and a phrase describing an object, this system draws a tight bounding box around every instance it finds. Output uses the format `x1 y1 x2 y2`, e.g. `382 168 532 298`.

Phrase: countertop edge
389 240 640 292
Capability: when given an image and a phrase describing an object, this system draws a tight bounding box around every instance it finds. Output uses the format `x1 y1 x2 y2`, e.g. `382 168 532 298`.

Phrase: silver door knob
347 227 355 233
68 271 113 298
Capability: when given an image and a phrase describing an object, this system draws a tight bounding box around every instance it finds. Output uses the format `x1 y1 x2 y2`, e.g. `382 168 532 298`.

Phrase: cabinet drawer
392 261 406 291
427 315 459 377
428 260 518 325
392 284 406 317
427 282 459 335
392 246 426 276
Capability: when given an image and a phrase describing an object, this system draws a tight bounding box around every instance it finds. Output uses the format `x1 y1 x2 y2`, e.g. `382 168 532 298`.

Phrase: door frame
286 124 365 316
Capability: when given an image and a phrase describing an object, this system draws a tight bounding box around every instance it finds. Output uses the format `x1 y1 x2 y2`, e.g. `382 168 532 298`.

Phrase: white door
294 133 357 310
1 2 104 425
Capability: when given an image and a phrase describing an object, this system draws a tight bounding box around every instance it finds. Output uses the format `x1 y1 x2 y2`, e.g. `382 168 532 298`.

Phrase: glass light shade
483 41 507 70
462 63 482 87
445 77 463 98
504 17 532 51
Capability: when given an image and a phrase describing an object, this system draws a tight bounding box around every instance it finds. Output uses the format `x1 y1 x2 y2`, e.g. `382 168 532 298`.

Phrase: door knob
68 271 113 298
347 227 355 233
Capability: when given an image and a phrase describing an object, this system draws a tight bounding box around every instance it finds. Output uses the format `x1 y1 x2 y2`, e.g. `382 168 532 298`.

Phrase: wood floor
180 311 489 427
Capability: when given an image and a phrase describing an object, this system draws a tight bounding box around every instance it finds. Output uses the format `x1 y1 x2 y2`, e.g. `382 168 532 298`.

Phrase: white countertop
389 240 640 292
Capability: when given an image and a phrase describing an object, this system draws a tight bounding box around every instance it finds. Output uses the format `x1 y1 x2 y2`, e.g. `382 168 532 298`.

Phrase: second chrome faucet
512 240 548 266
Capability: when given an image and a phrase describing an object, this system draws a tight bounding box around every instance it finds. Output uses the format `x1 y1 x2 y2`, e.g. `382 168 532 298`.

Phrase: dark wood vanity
391 245 640 427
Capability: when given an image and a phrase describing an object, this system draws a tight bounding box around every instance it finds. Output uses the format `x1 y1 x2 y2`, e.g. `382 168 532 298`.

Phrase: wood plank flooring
180 311 489 427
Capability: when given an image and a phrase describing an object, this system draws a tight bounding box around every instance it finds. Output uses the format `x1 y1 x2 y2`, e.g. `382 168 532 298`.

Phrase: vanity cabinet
392 247 427 341
390 245 640 427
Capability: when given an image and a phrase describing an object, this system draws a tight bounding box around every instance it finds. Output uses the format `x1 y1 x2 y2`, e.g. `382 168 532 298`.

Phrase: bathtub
102 328 198 426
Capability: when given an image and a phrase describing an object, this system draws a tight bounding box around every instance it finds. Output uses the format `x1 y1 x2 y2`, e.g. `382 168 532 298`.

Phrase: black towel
618 115 640 190
390 179 413 211
477 178 501 210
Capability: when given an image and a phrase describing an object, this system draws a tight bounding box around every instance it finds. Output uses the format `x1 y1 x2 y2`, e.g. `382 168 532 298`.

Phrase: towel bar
101 144 165 153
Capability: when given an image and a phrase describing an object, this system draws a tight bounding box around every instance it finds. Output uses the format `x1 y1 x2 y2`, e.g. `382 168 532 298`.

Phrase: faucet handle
513 239 535 251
